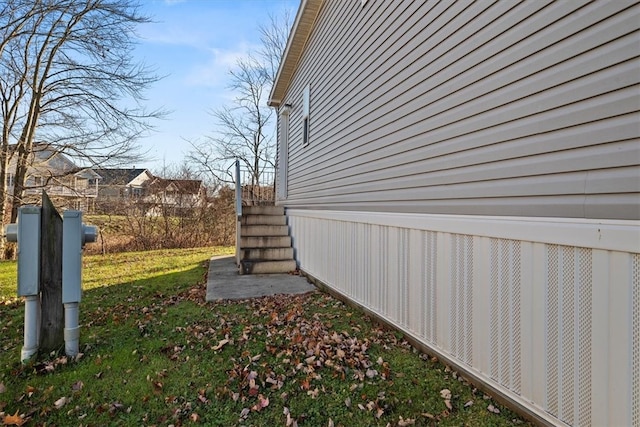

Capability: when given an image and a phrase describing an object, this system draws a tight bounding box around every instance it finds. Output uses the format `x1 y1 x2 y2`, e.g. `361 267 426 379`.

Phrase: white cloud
185 43 259 88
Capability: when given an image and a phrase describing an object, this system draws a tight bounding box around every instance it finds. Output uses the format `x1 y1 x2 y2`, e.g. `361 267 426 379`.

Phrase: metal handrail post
234 159 242 266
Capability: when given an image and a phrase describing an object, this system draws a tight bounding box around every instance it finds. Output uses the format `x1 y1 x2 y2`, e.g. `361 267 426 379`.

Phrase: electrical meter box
15 207 41 297
62 211 83 304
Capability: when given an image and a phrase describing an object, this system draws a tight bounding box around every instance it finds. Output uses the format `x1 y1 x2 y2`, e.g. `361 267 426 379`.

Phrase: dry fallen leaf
54 396 67 409
251 394 269 412
397 416 416 426
2 411 27 426
440 388 453 410
487 404 501 414
212 339 229 351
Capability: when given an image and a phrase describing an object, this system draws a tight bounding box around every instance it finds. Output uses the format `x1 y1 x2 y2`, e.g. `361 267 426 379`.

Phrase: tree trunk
39 191 64 352
0 146 9 258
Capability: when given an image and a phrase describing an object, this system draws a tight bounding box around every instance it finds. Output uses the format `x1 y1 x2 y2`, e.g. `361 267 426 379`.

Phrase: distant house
6 144 100 211
269 2 639 426
94 168 153 201
144 177 206 215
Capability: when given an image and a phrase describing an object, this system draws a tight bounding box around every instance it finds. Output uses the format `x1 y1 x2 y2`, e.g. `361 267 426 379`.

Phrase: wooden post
39 191 64 352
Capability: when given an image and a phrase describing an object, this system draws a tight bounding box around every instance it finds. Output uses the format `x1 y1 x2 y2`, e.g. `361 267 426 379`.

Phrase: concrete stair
239 205 296 274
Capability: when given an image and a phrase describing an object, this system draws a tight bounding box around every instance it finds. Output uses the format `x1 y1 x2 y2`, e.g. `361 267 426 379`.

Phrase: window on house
34 176 42 187
302 85 310 146
6 174 15 187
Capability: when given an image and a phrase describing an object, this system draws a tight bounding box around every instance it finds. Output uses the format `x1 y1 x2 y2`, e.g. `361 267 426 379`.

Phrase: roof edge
268 0 324 107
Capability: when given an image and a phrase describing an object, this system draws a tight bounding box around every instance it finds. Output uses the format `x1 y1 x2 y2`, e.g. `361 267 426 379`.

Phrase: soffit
268 0 324 107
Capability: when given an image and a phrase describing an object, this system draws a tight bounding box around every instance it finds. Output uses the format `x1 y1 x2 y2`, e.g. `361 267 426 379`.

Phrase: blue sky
133 0 298 173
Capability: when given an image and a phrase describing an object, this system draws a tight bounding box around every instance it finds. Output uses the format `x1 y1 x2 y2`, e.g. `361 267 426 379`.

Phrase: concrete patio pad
205 255 315 301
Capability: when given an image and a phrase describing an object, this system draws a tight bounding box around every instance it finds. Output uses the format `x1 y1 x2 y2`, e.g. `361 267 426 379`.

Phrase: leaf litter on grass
0 248 530 426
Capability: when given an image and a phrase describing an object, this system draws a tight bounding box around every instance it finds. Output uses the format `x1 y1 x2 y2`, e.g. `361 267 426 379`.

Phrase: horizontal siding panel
287 169 638 203
284 194 640 220
279 0 640 219
291 57 640 185
294 0 631 174
288 130 639 197
304 29 638 180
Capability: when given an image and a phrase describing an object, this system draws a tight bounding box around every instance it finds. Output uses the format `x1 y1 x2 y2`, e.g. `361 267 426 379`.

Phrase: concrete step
243 205 284 216
240 259 297 275
240 235 291 248
241 225 289 237
241 214 286 226
240 247 294 261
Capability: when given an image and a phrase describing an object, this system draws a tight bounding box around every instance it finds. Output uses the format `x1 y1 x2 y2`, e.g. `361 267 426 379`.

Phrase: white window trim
277 105 291 200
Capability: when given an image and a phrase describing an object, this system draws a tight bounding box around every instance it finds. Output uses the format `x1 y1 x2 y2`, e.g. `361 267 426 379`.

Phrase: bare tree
0 1 45 255
0 0 164 232
258 10 293 86
186 9 293 188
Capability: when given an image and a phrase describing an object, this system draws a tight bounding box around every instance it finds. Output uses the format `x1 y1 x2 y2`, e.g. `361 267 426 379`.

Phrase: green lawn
0 248 530 426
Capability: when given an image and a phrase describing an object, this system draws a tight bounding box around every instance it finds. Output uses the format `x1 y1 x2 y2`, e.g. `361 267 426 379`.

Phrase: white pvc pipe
21 295 40 362
64 302 80 357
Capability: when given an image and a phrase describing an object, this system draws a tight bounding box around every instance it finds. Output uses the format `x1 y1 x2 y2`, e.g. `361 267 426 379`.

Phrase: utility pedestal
4 200 97 363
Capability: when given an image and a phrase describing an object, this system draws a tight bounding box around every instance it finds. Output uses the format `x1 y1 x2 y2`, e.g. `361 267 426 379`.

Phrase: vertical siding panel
632 254 640 427
608 252 633 426
380 226 389 319
519 241 535 401
474 236 491 376
399 228 409 328
369 224 379 313
357 222 365 303
450 234 474 365
437 231 451 353
590 249 610 426
577 249 593 427
531 242 548 408
424 230 437 344
408 229 422 335
387 228 398 323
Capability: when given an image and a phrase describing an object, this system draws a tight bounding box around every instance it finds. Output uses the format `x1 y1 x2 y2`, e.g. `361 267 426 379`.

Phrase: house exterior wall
272 1 640 425
277 0 640 220
6 151 98 208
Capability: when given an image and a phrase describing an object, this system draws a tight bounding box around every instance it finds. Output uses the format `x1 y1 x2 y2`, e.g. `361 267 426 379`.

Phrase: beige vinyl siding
280 0 640 220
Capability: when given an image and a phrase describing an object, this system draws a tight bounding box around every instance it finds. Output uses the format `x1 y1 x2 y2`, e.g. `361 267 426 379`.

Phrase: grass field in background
0 247 529 426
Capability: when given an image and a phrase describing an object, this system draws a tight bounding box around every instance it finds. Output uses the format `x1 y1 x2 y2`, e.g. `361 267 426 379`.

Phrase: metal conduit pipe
22 295 40 362
64 302 80 357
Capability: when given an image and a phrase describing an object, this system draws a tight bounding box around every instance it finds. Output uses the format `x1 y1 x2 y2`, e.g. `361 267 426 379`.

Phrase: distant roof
94 168 150 185
148 178 202 194
10 143 68 163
